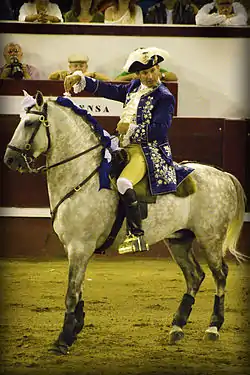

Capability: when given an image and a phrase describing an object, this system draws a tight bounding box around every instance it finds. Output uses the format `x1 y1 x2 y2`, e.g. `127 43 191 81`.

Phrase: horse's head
4 90 50 173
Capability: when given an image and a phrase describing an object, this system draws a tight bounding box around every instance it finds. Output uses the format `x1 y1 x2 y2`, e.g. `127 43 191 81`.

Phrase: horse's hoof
169 325 184 345
48 341 69 355
203 326 220 341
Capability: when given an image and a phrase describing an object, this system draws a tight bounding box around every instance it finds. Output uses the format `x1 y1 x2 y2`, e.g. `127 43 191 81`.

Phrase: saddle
110 149 196 201
95 149 196 254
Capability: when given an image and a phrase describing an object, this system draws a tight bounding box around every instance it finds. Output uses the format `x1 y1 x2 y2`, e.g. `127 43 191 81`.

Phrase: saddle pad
134 173 196 202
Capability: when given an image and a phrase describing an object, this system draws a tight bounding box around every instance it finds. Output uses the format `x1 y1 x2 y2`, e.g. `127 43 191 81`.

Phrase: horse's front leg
51 247 93 355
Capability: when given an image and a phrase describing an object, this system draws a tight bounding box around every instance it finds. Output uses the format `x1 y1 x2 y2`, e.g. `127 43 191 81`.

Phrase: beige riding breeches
119 144 147 186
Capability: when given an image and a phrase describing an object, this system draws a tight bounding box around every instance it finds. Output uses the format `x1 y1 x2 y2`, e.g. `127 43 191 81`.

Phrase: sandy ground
0 256 249 375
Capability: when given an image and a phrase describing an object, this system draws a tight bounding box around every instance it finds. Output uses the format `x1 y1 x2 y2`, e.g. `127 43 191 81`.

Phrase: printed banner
0 96 123 116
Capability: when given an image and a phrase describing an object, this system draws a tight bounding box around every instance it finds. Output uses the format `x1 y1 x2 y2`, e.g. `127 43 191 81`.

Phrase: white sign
0 95 123 117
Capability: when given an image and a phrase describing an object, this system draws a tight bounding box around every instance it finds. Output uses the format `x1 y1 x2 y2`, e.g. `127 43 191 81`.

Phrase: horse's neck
46 101 101 210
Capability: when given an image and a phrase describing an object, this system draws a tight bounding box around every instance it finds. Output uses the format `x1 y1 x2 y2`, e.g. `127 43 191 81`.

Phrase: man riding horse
64 47 194 254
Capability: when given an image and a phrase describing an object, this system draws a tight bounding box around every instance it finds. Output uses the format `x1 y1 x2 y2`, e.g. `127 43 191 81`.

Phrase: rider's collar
140 78 161 91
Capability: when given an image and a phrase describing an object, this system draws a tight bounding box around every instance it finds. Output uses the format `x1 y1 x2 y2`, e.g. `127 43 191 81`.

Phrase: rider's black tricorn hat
123 47 169 73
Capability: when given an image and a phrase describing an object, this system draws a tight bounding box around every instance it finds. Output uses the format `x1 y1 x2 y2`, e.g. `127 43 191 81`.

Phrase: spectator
115 47 178 81
0 0 14 20
64 0 104 22
144 0 198 24
195 0 248 25
48 53 111 81
0 42 40 80
104 0 144 24
18 0 63 23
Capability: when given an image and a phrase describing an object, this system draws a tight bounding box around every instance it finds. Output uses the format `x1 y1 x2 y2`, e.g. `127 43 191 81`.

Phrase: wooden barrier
1 114 249 208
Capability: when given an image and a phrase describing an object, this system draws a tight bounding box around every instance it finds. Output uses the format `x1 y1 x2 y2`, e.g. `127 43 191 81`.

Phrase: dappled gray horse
4 91 246 354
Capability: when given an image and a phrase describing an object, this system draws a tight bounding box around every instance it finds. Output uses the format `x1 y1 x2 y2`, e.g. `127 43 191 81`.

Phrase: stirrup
118 233 149 255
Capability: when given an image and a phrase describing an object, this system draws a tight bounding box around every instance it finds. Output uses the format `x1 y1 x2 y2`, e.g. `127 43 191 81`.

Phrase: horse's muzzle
4 148 29 173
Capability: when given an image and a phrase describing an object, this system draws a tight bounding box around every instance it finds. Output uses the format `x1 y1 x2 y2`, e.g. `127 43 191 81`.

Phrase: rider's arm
71 71 129 103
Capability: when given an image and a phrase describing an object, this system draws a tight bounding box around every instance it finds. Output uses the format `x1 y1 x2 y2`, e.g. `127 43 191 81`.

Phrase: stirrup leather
118 233 149 254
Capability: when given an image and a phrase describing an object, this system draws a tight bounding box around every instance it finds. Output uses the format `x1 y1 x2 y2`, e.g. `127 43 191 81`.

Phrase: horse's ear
36 90 44 108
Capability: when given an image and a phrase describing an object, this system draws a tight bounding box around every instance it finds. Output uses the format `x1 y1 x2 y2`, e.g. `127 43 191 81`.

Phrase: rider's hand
116 121 129 135
64 74 82 93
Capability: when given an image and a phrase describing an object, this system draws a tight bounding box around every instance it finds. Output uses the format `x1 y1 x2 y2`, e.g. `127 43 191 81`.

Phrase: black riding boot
118 188 149 254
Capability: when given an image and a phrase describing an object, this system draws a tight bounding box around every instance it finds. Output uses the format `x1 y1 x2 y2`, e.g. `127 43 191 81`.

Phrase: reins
39 143 102 174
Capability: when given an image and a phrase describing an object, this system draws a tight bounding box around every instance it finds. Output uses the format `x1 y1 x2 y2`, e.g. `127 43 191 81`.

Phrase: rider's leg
117 145 148 253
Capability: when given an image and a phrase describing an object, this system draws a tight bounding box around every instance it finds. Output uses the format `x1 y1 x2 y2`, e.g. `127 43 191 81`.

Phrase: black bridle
7 101 108 221
7 103 52 173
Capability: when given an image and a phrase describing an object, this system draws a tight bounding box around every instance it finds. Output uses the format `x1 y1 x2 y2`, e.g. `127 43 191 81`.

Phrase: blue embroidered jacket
83 77 194 195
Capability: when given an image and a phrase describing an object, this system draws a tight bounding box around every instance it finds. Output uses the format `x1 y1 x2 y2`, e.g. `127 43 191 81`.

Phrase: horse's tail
222 172 247 262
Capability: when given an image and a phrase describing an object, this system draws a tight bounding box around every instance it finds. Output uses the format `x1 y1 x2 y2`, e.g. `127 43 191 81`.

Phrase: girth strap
95 199 126 254
51 166 99 223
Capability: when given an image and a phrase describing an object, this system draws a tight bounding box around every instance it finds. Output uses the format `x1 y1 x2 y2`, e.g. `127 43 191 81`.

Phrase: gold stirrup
118 233 149 254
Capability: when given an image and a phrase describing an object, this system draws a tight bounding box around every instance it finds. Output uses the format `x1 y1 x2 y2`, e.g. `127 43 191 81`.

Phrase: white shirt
104 5 143 25
195 2 248 26
18 2 63 22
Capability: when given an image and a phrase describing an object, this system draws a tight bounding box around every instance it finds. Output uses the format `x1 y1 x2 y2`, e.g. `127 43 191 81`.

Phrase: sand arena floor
0 257 249 375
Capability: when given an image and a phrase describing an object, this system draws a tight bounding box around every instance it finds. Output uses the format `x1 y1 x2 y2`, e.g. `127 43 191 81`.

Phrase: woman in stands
64 0 104 23
104 0 144 24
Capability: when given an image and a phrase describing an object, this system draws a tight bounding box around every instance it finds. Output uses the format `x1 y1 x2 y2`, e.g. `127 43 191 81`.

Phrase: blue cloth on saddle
56 96 111 190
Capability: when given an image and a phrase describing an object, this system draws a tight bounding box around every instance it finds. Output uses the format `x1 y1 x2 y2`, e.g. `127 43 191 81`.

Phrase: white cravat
120 83 153 125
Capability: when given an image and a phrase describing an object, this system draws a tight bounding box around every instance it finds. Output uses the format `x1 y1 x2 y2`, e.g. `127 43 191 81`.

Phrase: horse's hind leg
203 245 228 341
166 232 205 344
51 248 93 355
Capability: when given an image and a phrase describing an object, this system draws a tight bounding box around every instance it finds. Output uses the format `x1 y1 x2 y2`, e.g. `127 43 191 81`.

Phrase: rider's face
137 65 161 88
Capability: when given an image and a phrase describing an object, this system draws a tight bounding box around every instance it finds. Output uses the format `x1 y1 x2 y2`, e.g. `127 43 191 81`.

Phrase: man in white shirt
195 0 248 26
18 0 63 23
